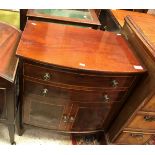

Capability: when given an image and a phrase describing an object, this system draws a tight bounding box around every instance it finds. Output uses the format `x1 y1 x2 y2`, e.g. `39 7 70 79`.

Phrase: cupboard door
70 103 110 131
0 88 6 118
23 94 71 131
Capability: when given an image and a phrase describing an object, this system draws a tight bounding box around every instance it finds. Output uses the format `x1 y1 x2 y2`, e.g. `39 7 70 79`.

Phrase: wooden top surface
0 22 21 82
111 10 155 45
27 9 101 26
16 20 145 74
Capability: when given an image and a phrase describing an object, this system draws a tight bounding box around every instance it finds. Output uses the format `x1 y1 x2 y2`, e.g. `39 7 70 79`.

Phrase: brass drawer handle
130 133 143 138
104 26 108 31
42 88 48 96
69 116 75 123
62 115 69 123
112 80 119 88
103 94 110 103
43 73 51 81
144 115 155 122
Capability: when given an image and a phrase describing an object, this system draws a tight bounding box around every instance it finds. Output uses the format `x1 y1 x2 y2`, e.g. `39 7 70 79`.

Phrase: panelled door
69 102 110 131
23 79 72 131
23 94 72 130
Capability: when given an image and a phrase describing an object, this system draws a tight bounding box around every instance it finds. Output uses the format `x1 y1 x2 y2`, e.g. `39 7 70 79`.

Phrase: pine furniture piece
16 20 145 137
0 22 21 144
99 9 155 35
26 9 101 29
107 16 155 144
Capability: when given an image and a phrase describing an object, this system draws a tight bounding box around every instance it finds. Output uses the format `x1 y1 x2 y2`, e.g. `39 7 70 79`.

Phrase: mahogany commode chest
0 22 21 144
16 20 146 138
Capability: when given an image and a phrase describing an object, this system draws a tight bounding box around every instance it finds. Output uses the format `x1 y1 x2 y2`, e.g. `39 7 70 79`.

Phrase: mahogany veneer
0 22 21 144
16 20 146 137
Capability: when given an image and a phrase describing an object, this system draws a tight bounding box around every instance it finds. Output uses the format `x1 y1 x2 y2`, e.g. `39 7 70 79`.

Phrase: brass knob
62 115 69 123
42 88 48 96
112 80 119 88
43 73 51 81
69 116 75 123
104 25 108 31
144 115 155 122
103 94 110 103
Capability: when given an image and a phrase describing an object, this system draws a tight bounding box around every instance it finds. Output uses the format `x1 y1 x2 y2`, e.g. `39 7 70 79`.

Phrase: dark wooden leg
16 103 24 136
20 9 28 31
8 124 16 145
16 61 25 136
98 131 108 145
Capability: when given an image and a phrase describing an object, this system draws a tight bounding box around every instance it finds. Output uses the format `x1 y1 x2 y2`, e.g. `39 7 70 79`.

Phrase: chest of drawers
16 20 145 137
107 16 155 145
0 22 21 144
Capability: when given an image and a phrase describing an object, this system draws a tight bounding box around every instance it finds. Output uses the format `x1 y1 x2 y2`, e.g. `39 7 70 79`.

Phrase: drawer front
141 95 155 112
24 63 135 89
127 112 155 131
114 131 152 144
24 79 127 103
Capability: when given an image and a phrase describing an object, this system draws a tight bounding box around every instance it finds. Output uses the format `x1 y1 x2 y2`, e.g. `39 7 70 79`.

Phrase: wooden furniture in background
20 9 28 31
16 20 145 137
0 22 21 144
27 9 101 29
110 9 155 45
107 16 155 144
98 10 121 32
94 9 101 17
121 9 148 13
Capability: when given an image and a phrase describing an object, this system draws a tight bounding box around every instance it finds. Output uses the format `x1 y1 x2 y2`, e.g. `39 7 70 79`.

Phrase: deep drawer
114 130 152 144
24 79 127 103
127 112 155 131
24 63 135 89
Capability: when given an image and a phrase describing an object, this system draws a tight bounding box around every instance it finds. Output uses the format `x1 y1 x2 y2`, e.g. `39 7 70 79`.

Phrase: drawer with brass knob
23 63 136 89
113 130 153 144
126 112 155 131
24 79 127 103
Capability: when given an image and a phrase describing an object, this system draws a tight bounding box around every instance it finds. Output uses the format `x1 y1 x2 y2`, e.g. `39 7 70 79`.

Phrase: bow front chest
16 20 146 135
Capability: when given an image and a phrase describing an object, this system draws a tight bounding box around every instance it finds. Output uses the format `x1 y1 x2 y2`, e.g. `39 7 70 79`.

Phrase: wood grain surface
111 10 155 45
16 20 145 74
0 22 21 82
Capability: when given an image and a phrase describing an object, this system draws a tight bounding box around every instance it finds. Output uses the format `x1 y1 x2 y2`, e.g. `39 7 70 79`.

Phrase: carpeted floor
0 123 102 145
0 123 72 145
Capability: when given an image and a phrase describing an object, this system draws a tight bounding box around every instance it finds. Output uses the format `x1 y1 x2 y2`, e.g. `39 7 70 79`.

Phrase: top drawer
23 63 136 89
